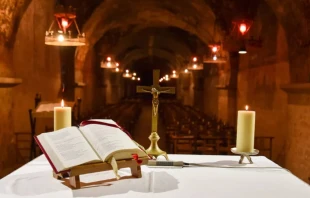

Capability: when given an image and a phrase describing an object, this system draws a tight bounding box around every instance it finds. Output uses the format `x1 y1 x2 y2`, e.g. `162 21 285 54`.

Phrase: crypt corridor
0 0 310 184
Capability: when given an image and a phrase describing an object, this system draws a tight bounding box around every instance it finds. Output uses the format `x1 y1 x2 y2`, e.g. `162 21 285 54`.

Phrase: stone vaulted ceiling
73 0 275 72
4 0 310 79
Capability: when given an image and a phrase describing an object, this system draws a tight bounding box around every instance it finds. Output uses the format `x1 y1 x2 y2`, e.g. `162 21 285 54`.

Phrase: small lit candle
236 105 256 152
54 99 71 131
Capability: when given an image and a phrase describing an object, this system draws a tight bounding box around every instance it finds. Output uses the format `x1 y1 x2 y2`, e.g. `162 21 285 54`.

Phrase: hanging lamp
122 69 133 78
101 56 119 69
45 5 85 46
170 70 179 79
187 56 203 70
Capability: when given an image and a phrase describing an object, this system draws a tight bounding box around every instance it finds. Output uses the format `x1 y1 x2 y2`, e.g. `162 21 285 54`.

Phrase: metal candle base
231 147 259 164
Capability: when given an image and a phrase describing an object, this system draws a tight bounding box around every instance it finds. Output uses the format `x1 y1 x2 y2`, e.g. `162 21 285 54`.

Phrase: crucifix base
146 132 169 160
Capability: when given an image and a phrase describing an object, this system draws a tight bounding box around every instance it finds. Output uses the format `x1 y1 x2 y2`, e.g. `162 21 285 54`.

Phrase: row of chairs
159 100 274 159
86 99 142 137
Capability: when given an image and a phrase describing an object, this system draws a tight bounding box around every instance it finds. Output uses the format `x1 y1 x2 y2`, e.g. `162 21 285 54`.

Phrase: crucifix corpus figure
136 69 175 159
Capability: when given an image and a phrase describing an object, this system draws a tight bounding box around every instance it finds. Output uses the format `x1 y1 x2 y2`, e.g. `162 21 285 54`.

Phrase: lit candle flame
61 19 68 27
245 105 249 110
61 99 64 108
212 46 218 53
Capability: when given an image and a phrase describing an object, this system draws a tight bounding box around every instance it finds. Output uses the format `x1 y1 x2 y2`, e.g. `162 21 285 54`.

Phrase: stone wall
12 0 61 132
286 97 310 181
0 0 62 176
237 3 290 167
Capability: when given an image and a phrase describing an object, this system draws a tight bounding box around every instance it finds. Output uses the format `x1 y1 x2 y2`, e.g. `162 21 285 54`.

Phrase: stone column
103 69 124 104
180 72 193 106
0 0 30 174
192 71 204 110
109 72 122 104
0 45 16 175
176 77 182 101
103 69 112 104
216 52 238 125
59 47 75 101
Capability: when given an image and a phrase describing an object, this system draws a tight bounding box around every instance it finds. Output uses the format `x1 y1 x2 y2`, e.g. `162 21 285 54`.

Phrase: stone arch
110 28 193 62
264 0 308 82
75 0 219 80
120 48 181 70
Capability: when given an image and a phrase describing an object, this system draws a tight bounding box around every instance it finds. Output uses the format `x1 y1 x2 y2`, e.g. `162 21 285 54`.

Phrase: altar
0 155 309 198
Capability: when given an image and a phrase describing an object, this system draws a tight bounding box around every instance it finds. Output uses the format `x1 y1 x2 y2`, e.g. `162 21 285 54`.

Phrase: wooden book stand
53 157 149 189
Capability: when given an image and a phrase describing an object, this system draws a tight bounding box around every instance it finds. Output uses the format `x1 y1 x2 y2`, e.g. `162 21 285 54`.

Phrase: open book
35 119 148 174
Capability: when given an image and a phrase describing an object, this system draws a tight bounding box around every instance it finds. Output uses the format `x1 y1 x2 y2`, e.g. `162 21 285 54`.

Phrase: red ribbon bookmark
132 154 143 164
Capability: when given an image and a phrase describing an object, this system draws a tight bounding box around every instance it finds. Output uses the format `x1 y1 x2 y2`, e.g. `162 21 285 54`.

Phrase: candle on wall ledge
54 99 71 131
236 105 256 152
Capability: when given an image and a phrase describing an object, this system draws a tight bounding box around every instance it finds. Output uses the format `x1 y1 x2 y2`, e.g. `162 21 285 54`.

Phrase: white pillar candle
54 99 71 131
236 105 255 152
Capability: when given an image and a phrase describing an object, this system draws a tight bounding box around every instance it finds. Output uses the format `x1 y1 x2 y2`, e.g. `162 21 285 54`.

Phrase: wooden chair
255 137 274 159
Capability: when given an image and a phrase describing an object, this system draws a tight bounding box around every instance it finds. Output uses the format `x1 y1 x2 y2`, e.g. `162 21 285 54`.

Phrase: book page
43 127 100 170
80 124 143 161
36 134 65 172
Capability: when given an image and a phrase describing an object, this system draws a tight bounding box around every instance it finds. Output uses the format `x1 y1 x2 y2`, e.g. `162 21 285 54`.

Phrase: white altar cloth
0 154 309 198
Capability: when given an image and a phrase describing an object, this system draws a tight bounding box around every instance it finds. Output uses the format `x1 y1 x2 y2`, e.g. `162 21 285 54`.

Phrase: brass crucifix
136 69 175 159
